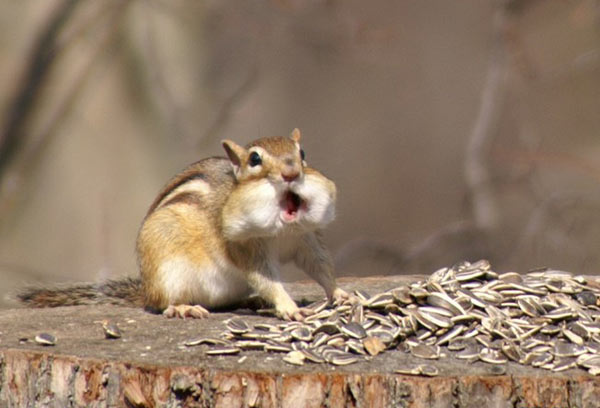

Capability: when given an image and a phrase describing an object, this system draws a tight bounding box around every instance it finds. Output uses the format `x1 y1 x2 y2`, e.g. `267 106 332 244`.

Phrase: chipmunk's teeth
285 191 302 214
281 190 305 222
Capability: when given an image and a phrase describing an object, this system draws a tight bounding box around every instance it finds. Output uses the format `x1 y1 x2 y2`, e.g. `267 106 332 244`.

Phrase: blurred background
1 0 599 307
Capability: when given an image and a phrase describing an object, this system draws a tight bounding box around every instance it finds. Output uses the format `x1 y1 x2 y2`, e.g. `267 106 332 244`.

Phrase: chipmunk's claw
330 287 359 306
276 303 313 322
163 304 210 319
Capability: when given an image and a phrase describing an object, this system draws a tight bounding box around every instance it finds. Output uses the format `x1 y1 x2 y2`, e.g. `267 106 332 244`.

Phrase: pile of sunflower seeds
186 260 600 376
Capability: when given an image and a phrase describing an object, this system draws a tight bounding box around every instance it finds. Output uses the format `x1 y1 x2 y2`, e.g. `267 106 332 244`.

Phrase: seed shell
283 351 305 366
101 320 122 339
363 336 386 356
35 333 56 346
205 346 241 355
207 259 600 374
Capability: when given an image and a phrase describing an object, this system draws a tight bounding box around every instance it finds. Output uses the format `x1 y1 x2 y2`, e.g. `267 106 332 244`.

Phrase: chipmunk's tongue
286 191 301 213
283 191 302 221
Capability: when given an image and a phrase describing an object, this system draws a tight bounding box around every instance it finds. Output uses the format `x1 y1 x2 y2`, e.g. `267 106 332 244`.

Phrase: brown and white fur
19 129 349 321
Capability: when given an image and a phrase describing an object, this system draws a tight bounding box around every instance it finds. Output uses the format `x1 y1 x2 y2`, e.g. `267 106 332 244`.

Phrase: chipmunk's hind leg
163 304 209 319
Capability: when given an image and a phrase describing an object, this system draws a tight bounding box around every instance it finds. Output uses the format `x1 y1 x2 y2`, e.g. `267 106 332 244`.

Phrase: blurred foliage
0 0 599 306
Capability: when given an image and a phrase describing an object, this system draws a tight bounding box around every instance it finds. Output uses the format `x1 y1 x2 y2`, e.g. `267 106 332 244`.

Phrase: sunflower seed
185 337 229 347
545 307 575 321
391 286 412 304
499 272 523 284
35 333 56 346
410 344 441 359
530 352 553 367
418 364 439 377
553 341 587 357
101 321 122 339
587 342 600 354
330 353 359 366
479 347 507 364
517 298 540 317
347 339 367 355
225 318 250 334
540 324 561 335
290 326 312 342
354 289 371 302
581 321 600 334
456 344 481 359
350 304 365 323
264 341 292 353
205 346 240 355
409 286 430 299
365 293 395 308
578 354 600 369
456 269 487 281
501 341 523 362
276 331 293 343
367 328 396 345
242 330 282 340
365 312 395 327
394 364 423 375
234 340 265 350
589 366 600 376
301 348 325 363
340 322 367 339
562 328 584 346
447 339 468 351
363 336 386 356
305 299 329 314
551 357 577 372
253 323 280 332
291 341 309 351
427 292 465 315
575 291 597 306
311 332 329 348
327 335 346 348
313 323 339 336
209 259 600 374
283 351 305 365
417 309 453 329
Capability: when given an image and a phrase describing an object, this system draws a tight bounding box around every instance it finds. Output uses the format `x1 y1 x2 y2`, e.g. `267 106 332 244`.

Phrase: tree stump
1 276 599 407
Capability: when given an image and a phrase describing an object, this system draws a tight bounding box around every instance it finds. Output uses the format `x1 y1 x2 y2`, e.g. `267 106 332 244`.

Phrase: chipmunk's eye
300 149 305 161
249 151 262 167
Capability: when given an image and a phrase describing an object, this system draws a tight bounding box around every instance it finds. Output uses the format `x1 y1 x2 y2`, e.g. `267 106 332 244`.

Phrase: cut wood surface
1 275 600 407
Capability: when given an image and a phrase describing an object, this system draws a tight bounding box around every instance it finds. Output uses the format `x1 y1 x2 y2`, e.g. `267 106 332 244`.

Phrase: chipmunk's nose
282 157 301 182
282 171 299 183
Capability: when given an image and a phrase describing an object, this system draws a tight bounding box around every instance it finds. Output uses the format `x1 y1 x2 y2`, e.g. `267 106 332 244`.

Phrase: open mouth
281 190 304 222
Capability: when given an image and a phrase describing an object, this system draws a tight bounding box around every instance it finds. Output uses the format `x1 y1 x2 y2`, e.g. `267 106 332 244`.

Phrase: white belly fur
158 256 251 308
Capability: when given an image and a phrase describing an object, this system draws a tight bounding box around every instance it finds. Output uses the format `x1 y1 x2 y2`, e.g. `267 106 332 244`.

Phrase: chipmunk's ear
222 140 246 172
290 128 301 143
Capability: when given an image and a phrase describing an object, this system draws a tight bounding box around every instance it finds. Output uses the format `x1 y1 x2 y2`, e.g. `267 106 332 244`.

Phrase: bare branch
464 5 510 231
198 66 259 145
0 1 131 223
0 0 80 177
492 149 600 185
511 190 600 269
404 220 480 263
334 238 405 273
137 4 260 147
137 6 194 145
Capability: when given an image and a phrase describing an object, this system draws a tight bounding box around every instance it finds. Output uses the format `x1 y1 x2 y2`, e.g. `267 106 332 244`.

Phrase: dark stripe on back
146 172 206 216
161 192 204 209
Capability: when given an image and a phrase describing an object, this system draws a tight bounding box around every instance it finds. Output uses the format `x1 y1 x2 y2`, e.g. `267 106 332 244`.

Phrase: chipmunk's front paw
276 302 312 322
163 304 209 319
330 287 358 305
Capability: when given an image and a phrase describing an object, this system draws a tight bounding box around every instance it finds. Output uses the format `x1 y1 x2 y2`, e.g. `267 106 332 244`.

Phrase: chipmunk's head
221 129 336 240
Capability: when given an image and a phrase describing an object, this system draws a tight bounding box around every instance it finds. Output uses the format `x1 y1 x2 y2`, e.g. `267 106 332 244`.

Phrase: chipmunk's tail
17 277 144 308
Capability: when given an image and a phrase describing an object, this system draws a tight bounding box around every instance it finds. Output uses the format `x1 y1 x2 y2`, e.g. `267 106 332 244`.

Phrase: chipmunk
19 129 350 320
